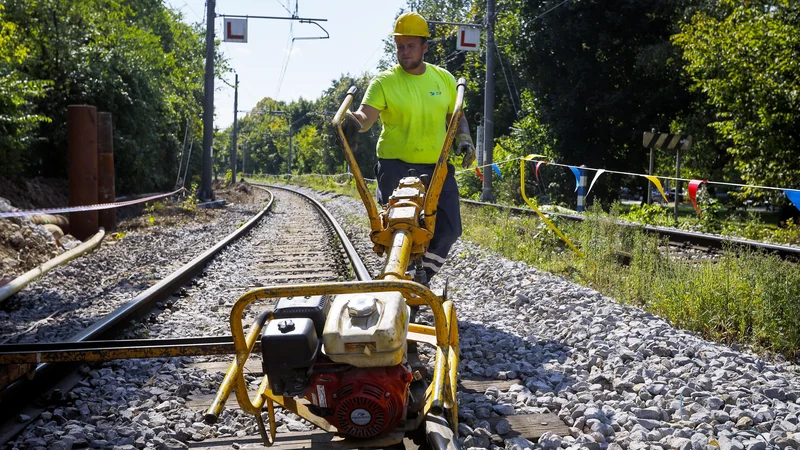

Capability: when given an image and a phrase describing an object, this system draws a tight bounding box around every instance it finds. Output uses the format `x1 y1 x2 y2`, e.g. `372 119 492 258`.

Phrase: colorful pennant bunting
786 189 800 211
519 160 584 257
569 167 581 192
475 167 484 182
491 163 504 181
536 161 547 182
645 176 668 203
524 154 546 160
688 179 707 215
586 169 605 198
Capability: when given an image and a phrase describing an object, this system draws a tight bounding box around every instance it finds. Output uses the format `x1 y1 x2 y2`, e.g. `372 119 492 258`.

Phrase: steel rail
0 184 434 448
0 336 264 364
0 190 273 413
250 182 372 281
0 185 371 399
461 198 800 260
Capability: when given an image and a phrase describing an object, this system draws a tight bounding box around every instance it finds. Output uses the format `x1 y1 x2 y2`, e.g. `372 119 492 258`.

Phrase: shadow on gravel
456 318 576 393
414 311 575 427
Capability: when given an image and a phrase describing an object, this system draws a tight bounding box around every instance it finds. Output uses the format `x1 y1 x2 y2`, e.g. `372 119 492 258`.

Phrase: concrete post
97 112 116 231
68 105 99 240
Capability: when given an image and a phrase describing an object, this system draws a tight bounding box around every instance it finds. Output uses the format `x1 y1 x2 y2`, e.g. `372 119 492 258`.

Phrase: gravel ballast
0 199 267 345
6 185 800 450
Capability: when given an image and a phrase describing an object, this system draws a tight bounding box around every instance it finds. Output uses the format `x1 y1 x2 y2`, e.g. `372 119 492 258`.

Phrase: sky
170 0 409 129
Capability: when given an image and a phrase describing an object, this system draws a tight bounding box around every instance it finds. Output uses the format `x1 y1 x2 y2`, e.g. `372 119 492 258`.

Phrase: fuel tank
322 292 409 367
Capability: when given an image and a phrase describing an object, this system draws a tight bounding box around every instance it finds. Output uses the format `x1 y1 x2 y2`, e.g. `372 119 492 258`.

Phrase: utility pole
481 0 496 202
231 73 239 184
242 139 247 176
200 0 215 201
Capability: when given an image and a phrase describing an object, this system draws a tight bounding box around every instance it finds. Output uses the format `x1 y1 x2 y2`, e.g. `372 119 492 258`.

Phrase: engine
306 365 412 438
260 292 412 439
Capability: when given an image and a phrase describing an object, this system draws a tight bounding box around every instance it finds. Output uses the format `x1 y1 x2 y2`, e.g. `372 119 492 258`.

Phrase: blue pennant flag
491 163 504 181
569 166 580 192
786 189 800 211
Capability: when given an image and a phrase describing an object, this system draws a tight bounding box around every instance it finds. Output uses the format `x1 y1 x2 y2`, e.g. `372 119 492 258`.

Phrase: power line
534 0 572 21
359 41 387 74
275 0 293 16
274 22 295 99
494 42 519 117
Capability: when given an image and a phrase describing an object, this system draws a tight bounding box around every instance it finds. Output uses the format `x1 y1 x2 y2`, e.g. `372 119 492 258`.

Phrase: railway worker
340 11 475 286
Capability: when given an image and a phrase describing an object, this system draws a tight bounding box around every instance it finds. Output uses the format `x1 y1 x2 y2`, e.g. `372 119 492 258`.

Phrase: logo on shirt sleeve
429 91 442 96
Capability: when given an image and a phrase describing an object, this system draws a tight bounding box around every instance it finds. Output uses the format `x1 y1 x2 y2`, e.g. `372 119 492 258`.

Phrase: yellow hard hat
393 12 430 38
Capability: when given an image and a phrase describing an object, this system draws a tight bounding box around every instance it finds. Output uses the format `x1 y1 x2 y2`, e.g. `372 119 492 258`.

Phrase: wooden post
68 105 98 240
97 112 116 231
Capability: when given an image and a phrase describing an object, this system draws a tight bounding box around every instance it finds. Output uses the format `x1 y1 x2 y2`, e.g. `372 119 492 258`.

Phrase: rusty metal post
68 105 99 240
97 112 116 231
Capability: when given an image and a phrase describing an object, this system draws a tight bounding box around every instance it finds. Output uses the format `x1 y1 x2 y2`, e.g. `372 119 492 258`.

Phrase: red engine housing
306 365 412 438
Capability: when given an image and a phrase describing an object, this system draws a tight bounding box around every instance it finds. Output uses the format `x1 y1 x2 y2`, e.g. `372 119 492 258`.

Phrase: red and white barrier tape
0 188 185 219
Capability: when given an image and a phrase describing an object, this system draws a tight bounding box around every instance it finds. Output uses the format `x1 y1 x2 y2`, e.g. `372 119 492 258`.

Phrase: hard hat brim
391 32 431 37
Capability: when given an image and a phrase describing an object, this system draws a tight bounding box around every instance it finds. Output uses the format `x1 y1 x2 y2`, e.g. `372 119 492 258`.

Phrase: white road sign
224 18 247 43
456 26 480 52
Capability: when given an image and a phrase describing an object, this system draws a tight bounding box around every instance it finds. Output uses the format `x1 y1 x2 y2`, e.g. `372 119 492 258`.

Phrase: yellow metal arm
331 87 383 237
423 77 467 235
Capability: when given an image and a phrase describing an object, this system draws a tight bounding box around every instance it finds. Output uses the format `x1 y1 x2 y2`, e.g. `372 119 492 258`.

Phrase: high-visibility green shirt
362 63 457 164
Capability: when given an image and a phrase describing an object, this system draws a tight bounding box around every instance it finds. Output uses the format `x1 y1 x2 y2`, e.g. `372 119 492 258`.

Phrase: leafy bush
622 203 670 226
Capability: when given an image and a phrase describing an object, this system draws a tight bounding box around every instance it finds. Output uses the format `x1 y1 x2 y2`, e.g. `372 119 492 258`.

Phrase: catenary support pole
200 0 216 200
68 105 99 240
476 124 484 166
481 0 496 202
231 73 238 184
97 112 116 232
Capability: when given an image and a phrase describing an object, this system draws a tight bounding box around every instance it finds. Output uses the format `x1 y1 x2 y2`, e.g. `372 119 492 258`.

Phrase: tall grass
462 204 800 359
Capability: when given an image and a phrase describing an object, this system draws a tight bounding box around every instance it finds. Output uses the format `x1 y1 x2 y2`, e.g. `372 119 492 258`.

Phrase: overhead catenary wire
534 0 572 21
274 0 293 16
274 22 295 99
494 42 519 117
359 41 388 74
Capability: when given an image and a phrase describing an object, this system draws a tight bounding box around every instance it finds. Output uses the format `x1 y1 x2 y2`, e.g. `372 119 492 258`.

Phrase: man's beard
399 57 422 71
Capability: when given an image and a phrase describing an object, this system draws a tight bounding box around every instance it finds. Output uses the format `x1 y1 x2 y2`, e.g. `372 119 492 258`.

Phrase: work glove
454 133 476 168
339 111 361 152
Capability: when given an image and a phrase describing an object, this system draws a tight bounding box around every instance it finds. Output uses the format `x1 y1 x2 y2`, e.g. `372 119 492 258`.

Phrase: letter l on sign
456 26 480 52
224 18 247 43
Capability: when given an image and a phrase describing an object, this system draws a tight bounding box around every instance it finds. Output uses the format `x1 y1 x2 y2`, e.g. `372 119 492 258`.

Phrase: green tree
1 0 212 193
0 3 50 176
673 0 800 193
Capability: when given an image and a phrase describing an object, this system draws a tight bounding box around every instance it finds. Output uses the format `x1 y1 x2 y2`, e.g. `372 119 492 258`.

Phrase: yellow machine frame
207 79 468 447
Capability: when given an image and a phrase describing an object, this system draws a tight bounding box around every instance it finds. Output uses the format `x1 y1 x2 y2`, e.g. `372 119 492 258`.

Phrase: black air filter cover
261 317 319 396
273 295 330 335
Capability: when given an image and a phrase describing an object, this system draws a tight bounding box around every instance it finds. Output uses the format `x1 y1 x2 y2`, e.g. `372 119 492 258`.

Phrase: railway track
0 186 367 447
2 185 567 450
460 199 800 261
3 183 797 450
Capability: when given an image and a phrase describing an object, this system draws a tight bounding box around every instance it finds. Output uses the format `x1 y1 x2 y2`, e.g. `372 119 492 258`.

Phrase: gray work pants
375 159 462 282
